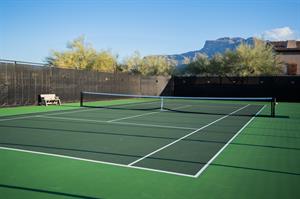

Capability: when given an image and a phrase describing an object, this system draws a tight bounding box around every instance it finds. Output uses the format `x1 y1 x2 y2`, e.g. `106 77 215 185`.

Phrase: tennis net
80 91 276 117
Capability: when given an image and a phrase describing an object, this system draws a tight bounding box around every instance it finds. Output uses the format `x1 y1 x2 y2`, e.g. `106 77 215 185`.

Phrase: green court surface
0 100 299 199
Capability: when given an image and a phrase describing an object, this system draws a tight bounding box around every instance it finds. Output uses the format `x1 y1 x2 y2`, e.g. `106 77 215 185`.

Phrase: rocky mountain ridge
152 37 255 66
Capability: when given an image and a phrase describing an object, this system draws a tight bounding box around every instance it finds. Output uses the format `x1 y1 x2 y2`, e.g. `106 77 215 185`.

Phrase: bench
39 94 61 106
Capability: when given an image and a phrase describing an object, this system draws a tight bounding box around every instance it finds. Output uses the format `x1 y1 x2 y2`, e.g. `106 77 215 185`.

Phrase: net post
160 97 164 111
271 97 276 117
80 91 83 107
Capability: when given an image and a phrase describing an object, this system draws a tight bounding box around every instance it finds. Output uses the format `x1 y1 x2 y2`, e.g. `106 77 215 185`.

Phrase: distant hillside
151 37 255 66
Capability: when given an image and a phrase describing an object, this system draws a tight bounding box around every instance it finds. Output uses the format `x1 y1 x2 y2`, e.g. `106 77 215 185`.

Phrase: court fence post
80 92 83 107
271 97 276 117
160 97 164 111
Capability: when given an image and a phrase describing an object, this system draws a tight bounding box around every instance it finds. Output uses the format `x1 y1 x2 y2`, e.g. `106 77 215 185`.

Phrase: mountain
155 37 255 66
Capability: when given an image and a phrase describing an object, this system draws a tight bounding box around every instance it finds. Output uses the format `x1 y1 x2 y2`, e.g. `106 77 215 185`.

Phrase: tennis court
0 93 299 199
0 93 272 177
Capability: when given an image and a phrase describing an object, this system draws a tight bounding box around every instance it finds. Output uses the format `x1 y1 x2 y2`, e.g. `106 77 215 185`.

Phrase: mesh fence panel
7 63 16 106
0 61 171 106
0 63 9 106
174 76 300 101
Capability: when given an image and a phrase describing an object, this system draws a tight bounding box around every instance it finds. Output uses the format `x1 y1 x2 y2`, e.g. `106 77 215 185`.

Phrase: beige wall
277 54 300 75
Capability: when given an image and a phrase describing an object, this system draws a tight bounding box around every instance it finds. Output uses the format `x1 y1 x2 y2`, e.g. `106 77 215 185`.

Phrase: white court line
0 146 194 178
193 104 266 178
0 115 39 122
38 115 197 130
129 165 194 177
0 108 94 122
128 104 250 166
0 101 159 122
107 112 158 122
113 121 196 130
107 105 192 122
0 107 99 122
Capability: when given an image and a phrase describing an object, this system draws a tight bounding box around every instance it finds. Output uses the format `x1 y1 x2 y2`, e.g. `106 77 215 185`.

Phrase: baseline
0 146 194 178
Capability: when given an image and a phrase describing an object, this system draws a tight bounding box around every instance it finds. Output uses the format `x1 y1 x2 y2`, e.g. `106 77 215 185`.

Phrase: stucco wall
277 54 300 75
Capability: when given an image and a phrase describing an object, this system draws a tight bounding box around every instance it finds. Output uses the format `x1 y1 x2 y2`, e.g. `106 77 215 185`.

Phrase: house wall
277 53 300 75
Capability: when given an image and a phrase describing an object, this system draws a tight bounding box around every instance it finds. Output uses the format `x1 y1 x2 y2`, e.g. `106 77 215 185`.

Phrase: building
268 40 300 75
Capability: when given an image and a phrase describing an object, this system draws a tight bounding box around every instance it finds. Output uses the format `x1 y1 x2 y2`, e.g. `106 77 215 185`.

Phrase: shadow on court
211 163 300 176
0 124 177 140
0 142 143 159
0 184 102 199
164 108 289 118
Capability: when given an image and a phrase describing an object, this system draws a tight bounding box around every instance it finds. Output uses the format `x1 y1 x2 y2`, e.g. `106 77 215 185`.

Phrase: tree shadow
243 133 300 139
211 163 300 176
136 156 300 176
0 124 177 140
183 138 300 151
0 142 142 159
0 184 102 199
164 108 289 118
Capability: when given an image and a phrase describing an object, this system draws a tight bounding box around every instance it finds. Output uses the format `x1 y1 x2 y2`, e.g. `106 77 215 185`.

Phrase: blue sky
0 0 299 63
